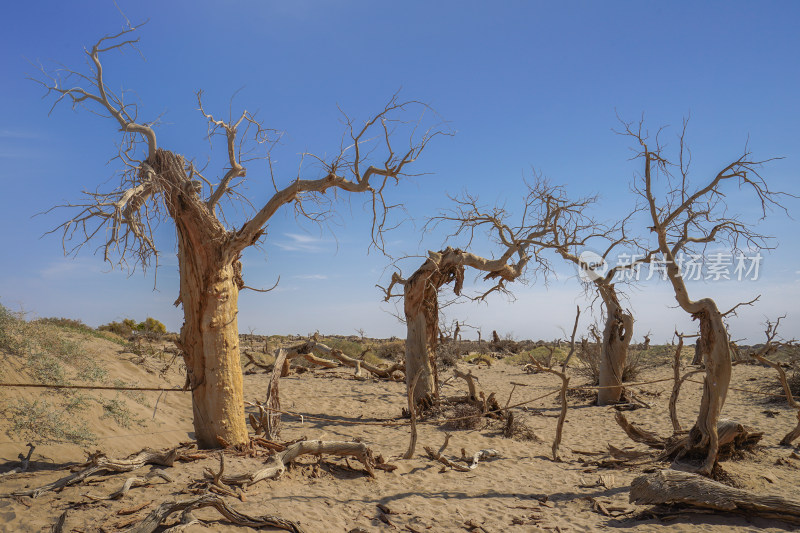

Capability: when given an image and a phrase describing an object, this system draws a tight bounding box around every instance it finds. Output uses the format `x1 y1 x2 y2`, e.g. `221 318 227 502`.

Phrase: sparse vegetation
7 398 97 445
0 302 146 444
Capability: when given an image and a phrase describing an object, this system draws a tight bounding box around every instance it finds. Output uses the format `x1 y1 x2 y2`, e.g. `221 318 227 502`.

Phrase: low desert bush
99 316 167 339
443 402 483 430
575 342 645 384
7 398 97 445
374 339 405 361
0 302 142 444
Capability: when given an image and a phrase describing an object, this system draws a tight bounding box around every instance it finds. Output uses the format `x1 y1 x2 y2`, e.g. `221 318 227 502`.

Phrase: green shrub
99 316 167 338
139 317 167 334
99 320 134 337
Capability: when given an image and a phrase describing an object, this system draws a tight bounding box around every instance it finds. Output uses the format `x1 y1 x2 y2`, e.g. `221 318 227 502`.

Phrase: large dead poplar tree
623 118 790 474
541 213 655 404
35 23 444 448
382 180 576 403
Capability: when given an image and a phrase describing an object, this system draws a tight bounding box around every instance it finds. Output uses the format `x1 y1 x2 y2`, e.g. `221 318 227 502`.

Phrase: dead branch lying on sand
423 434 499 472
86 470 174 501
630 469 800 525
281 339 404 380
13 445 191 498
221 440 381 487
614 412 666 449
126 493 304 533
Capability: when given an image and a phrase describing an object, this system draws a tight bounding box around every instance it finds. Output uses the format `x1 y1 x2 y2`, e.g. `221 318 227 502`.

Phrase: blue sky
1 1 798 342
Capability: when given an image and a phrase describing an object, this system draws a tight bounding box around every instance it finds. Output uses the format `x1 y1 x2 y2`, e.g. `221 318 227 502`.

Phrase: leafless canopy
34 21 449 273
620 116 792 265
424 176 598 299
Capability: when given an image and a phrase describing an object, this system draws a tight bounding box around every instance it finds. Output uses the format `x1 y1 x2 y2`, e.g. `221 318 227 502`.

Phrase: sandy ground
1 341 799 532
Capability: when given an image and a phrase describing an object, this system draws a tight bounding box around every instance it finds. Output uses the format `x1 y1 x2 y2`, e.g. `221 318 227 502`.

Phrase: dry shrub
436 342 465 370
443 403 482 430
502 413 541 442
575 342 645 385
374 339 405 361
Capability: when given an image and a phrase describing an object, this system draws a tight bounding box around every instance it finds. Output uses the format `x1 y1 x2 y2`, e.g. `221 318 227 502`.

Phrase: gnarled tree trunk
157 149 248 448
403 254 462 405
597 285 633 405
685 304 732 473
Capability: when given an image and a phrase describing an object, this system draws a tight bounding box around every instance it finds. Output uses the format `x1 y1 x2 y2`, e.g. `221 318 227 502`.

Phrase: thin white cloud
0 129 42 139
273 233 329 252
293 274 328 280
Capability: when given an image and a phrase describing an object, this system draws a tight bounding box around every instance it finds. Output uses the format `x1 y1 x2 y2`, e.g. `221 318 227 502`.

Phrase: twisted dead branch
14 445 189 498
126 493 303 533
220 440 378 487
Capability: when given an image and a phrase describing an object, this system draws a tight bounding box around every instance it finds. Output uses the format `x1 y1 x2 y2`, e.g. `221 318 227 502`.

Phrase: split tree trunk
403 269 442 405
400 247 522 405
597 285 633 405
155 149 249 449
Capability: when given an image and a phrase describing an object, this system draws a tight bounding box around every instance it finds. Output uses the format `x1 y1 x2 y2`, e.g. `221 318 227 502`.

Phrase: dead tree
624 116 791 475
749 317 797 408
380 180 571 404
510 181 657 404
383 247 528 404
34 23 445 448
545 219 655 404
448 178 654 404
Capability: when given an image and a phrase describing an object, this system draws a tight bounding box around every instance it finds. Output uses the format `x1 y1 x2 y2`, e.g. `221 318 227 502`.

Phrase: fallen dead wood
423 434 470 472
616 412 762 461
283 339 404 379
125 493 304 533
466 449 500 469
607 444 652 460
221 439 378 487
630 469 800 525
86 470 173 500
321 344 404 380
0 443 35 478
614 412 665 449
14 445 189 498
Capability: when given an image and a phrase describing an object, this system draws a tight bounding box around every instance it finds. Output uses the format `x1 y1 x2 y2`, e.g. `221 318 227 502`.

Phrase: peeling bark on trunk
654 230 732 474
404 280 440 405
155 149 248 449
597 285 633 405
400 247 523 406
685 305 732 474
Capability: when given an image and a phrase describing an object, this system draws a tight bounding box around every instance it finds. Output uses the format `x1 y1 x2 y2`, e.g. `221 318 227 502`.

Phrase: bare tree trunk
686 305 732 474
404 280 438 405
158 150 248 449
692 338 704 366
597 286 633 405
